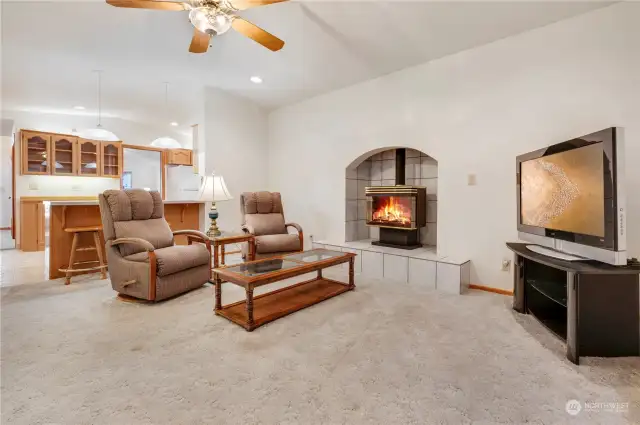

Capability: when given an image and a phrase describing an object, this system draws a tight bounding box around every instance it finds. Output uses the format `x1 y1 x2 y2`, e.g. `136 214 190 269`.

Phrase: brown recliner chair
99 189 211 302
240 192 303 259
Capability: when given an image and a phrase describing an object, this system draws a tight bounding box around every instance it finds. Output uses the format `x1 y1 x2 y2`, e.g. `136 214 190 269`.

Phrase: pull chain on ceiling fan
106 0 288 53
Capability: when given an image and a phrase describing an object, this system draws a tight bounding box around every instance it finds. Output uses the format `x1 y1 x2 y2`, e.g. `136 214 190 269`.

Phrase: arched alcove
345 147 438 248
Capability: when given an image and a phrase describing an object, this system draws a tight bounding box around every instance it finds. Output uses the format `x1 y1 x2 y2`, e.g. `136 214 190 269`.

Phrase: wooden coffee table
212 249 356 331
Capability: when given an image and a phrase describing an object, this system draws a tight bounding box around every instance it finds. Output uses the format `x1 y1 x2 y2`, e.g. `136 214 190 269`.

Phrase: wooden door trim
122 145 167 199
122 144 165 152
161 150 166 199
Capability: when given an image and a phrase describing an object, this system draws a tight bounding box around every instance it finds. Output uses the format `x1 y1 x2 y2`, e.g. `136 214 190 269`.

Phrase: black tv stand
507 243 639 364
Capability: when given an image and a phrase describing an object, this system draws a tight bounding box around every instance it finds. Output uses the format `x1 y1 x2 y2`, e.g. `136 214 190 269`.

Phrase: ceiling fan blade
106 0 188 11
227 0 288 11
189 28 211 53
232 18 284 51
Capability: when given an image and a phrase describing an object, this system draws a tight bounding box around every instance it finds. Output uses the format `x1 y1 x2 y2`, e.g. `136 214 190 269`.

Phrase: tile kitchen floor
0 249 49 287
0 247 244 288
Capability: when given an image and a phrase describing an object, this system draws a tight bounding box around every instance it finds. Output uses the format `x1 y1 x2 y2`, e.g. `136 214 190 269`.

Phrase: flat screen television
516 127 626 265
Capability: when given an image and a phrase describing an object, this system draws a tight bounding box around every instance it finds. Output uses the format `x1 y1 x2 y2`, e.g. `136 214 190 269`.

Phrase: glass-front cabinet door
101 142 122 178
77 139 100 176
21 131 51 175
51 136 77 175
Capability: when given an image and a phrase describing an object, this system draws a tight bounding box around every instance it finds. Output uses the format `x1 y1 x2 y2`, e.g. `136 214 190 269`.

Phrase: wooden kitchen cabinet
167 149 192 166
51 135 77 175
19 200 46 252
21 131 51 175
100 142 122 178
77 139 101 177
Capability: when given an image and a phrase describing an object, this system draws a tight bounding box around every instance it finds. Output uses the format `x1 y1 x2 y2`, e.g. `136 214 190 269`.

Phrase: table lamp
198 173 233 237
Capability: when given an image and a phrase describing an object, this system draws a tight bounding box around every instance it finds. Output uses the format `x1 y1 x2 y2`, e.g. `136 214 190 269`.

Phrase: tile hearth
312 239 470 295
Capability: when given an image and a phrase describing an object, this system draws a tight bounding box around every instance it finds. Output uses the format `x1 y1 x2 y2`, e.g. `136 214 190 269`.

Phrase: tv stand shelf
507 243 639 365
528 279 567 307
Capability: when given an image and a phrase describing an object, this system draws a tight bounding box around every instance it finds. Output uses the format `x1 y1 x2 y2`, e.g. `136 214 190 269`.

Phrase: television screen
520 142 605 237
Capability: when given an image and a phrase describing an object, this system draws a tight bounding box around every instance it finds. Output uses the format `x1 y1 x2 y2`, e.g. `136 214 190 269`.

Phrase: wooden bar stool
59 226 107 285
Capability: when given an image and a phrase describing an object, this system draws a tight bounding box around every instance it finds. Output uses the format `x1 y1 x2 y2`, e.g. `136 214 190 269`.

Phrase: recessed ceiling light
250 76 263 84
73 106 85 110
170 122 179 127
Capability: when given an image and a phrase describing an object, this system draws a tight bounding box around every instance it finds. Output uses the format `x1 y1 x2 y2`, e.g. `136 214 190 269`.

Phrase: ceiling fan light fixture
212 13 232 34
107 0 287 53
189 8 232 35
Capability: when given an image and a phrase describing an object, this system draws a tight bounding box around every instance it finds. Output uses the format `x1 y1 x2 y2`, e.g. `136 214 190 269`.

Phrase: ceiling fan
106 0 288 53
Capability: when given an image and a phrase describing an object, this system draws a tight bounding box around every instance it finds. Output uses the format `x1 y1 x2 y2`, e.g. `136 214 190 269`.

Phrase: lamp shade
198 175 233 202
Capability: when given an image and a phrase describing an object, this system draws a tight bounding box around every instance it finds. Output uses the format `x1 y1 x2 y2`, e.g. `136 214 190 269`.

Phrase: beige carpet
2 269 639 425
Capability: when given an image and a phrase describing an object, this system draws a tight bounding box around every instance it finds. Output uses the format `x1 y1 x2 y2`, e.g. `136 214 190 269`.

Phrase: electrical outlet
501 259 511 271
71 185 81 191
28 182 39 190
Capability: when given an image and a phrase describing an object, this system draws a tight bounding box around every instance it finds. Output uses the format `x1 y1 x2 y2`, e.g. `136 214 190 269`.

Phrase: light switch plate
28 182 38 190
467 174 477 186
71 185 81 191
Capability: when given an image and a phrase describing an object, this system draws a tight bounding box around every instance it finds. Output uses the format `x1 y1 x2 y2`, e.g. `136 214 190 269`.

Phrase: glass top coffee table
212 249 356 331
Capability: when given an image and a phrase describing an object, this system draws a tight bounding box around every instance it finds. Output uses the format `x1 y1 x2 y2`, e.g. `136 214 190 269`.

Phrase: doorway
0 120 15 250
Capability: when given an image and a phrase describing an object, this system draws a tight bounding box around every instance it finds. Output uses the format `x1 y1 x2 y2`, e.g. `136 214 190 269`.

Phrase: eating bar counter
19 197 205 280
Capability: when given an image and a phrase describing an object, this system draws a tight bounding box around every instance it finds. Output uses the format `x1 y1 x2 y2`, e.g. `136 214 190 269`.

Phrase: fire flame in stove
372 196 411 225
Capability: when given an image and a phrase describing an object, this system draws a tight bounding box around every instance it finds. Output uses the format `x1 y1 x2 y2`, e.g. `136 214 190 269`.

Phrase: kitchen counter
46 200 205 280
47 199 205 206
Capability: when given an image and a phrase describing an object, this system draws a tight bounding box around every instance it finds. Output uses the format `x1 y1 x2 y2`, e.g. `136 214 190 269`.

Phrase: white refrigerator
165 165 202 201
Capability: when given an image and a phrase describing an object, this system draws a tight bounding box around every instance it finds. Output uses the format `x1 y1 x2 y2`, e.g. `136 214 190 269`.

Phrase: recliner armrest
285 223 303 233
285 223 304 251
111 238 155 252
173 230 209 241
173 230 211 253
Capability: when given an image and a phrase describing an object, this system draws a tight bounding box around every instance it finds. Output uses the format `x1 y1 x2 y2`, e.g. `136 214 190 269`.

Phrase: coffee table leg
246 287 255 330
318 269 323 279
348 257 355 289
215 276 222 311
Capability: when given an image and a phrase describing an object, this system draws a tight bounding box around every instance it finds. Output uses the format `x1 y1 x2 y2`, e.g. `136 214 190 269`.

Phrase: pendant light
151 82 181 149
79 70 120 142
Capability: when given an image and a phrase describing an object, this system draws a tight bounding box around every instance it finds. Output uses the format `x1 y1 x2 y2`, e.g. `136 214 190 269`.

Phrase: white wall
203 87 269 232
268 3 640 290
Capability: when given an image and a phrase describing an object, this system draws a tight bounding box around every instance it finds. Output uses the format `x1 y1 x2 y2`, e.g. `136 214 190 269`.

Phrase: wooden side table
210 232 255 269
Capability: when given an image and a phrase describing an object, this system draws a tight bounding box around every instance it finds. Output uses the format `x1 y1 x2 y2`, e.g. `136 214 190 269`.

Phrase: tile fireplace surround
345 148 437 245
312 239 470 295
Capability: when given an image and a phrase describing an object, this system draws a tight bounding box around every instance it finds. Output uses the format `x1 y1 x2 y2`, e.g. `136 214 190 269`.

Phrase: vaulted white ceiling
1 0 612 129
